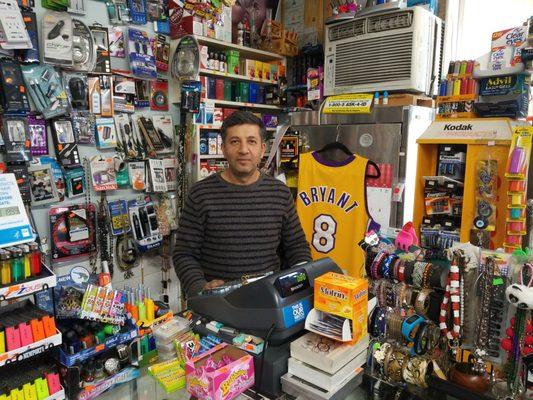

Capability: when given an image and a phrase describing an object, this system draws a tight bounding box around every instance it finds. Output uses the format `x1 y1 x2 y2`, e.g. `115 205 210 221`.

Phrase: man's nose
238 144 249 153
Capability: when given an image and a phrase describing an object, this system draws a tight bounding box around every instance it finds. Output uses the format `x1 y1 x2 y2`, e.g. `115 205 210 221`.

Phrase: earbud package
64 72 88 110
21 64 70 119
42 11 73 66
95 117 117 149
127 27 156 80
71 19 96 72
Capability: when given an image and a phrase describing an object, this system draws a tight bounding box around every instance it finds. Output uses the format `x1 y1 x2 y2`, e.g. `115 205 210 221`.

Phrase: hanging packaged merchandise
128 0 147 24
99 75 114 116
42 12 73 66
134 79 150 107
152 34 169 71
1 115 31 163
180 80 201 113
136 115 164 155
109 26 125 58
163 158 177 191
64 72 88 110
128 161 146 190
149 80 169 111
27 163 60 206
64 167 86 198
90 24 111 74
115 113 139 159
39 155 66 200
107 0 131 25
170 36 199 80
21 64 70 119
0 0 32 50
67 0 86 14
71 19 95 72
90 155 118 191
128 27 157 80
41 0 69 11
0 58 30 113
6 163 31 203
473 159 497 231
113 74 135 113
17 10 39 63
108 199 131 235
88 75 102 115
95 117 118 149
115 155 129 187
72 111 95 144
51 119 81 168
153 0 169 35
28 114 48 156
151 115 174 153
127 198 162 252
49 204 97 262
147 159 166 192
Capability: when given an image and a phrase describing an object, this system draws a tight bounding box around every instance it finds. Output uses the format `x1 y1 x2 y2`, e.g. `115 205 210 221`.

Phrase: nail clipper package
42 11 73 66
127 27 157 80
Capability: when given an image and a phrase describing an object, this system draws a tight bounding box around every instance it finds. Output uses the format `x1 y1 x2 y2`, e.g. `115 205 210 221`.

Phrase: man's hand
203 279 225 290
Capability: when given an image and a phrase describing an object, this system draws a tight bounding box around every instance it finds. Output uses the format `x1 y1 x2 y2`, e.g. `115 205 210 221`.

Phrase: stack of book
281 332 368 400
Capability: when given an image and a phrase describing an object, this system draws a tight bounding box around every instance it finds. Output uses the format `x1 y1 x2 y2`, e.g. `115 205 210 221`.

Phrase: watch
401 314 425 342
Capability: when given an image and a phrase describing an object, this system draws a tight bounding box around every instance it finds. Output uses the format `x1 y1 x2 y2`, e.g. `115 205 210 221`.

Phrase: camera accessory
127 27 156 79
71 19 96 72
89 25 111 74
0 59 30 113
42 12 73 66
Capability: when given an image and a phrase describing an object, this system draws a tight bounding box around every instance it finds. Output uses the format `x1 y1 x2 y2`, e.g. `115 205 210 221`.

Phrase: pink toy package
186 343 255 400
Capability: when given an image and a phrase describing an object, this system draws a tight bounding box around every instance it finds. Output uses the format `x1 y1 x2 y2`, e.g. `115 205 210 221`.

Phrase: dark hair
220 110 266 142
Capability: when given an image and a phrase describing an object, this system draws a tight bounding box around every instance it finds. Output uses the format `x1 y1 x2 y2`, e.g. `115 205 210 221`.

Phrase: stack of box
282 272 369 398
152 318 190 361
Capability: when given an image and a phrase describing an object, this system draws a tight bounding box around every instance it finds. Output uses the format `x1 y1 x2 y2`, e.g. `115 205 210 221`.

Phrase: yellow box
263 62 271 81
255 61 263 79
314 273 368 343
314 272 368 319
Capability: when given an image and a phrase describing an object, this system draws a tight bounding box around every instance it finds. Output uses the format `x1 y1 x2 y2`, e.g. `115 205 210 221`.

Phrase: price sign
323 93 374 114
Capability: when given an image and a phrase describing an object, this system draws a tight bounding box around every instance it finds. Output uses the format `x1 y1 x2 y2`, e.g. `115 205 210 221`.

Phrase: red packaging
223 108 237 119
216 79 225 100
150 80 169 111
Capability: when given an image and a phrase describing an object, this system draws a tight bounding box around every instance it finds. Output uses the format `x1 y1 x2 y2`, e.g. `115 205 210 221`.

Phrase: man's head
221 111 266 178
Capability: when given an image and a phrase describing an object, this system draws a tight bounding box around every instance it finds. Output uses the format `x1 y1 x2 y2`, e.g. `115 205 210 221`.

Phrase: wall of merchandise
2 0 182 311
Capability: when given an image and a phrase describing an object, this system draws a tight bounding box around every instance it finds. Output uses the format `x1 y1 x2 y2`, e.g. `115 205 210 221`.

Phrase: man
173 111 311 297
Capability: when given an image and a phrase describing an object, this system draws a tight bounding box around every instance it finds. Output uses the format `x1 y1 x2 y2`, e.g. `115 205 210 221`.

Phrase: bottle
219 54 226 73
382 91 389 105
0 250 10 285
237 22 244 46
29 242 41 276
213 53 219 71
373 91 380 105
208 52 215 69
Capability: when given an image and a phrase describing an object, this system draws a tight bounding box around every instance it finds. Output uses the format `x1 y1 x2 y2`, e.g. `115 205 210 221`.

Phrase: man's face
222 124 266 177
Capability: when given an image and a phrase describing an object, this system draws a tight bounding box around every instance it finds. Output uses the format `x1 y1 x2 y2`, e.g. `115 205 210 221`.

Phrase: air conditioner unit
324 7 443 96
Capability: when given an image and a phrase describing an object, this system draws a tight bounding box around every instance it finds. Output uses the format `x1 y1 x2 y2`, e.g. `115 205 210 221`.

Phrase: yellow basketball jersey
296 152 369 278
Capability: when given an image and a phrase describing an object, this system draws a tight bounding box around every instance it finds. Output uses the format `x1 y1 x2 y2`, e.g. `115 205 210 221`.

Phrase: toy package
127 27 157 80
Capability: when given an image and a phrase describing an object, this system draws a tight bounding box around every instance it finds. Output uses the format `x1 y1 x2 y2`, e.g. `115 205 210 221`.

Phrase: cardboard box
270 63 278 81
207 77 216 99
255 61 263 79
237 82 249 103
226 50 240 75
263 63 271 81
215 5 232 43
249 83 259 103
243 60 256 78
208 132 218 155
186 343 254 400
215 79 225 100
213 107 223 124
175 15 203 37
224 80 233 101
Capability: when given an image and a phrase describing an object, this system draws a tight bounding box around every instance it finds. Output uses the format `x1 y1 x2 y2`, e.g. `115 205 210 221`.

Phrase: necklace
439 254 461 341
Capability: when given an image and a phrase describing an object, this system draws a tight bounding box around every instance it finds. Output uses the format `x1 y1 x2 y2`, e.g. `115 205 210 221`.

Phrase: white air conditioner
324 7 443 96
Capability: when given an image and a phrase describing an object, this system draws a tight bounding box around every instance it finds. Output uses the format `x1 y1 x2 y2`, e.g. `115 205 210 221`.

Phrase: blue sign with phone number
282 298 312 328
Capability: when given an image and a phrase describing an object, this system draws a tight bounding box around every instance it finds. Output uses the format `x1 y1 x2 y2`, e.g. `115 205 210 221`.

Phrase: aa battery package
127 198 161 251
90 25 111 74
71 19 96 72
127 27 157 80
42 11 73 66
0 58 30 113
21 64 70 119
51 119 81 168
2 115 31 162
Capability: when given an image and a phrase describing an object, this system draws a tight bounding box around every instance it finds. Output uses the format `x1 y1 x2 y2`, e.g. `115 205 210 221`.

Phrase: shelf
200 153 270 159
202 99 282 110
0 329 62 367
200 68 278 85
195 36 285 62
196 124 276 132
0 263 57 301
77 367 140 400
46 387 66 400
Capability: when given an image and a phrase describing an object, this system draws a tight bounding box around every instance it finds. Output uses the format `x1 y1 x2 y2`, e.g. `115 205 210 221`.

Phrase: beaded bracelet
415 288 432 316
422 263 433 288
371 251 388 280
397 259 406 282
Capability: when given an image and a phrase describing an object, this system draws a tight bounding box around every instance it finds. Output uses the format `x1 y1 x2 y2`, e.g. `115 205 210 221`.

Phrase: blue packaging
475 74 529 118
207 77 216 99
249 83 259 103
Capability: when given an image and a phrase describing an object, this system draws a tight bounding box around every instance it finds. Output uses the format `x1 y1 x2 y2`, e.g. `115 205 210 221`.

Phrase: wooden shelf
195 36 284 62
202 99 282 110
195 124 276 131
200 68 278 85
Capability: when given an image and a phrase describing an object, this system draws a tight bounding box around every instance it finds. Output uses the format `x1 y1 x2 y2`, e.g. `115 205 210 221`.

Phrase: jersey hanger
315 141 381 179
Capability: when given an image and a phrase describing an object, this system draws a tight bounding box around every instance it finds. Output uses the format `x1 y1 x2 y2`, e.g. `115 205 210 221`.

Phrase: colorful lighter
18 322 33 346
81 285 98 313
34 378 49 400
30 318 45 342
5 325 21 351
0 329 5 353
22 383 37 400
45 373 61 395
20 245 31 279
9 248 24 282
452 79 461 95
10 388 23 400
0 250 11 285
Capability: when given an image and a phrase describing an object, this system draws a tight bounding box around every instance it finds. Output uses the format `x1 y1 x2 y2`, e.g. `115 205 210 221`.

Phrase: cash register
188 258 341 346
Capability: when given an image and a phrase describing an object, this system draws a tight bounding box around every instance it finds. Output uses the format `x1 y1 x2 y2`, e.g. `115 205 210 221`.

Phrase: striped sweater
173 172 311 297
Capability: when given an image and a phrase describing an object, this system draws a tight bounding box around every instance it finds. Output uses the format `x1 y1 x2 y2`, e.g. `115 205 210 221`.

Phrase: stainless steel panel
288 106 407 126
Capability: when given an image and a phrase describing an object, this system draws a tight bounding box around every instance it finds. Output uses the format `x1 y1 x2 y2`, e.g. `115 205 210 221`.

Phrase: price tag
323 93 374 114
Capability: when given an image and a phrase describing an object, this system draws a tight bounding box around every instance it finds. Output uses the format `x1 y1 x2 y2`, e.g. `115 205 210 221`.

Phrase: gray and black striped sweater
173 172 312 297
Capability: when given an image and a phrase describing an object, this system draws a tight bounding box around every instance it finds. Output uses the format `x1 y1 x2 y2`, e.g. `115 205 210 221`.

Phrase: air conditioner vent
334 32 413 86
367 10 412 33
328 19 365 42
